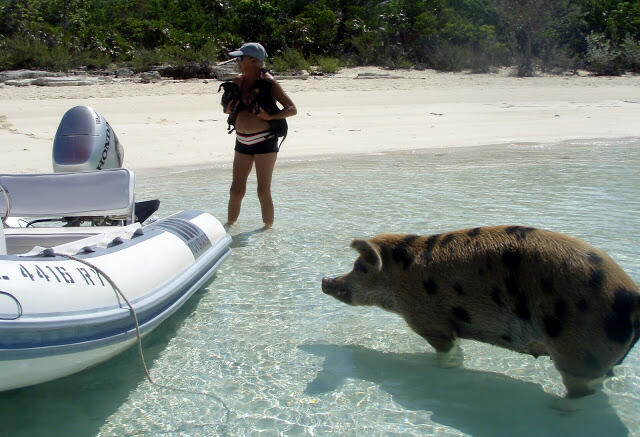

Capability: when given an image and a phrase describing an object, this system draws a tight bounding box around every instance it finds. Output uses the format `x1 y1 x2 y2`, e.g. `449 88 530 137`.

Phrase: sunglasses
236 55 243 62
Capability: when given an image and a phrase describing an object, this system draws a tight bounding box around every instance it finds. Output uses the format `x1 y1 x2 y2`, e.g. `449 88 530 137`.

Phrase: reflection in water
1 139 639 436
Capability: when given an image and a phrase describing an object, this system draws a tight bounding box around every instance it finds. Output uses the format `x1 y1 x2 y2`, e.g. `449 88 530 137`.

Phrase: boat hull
0 210 230 391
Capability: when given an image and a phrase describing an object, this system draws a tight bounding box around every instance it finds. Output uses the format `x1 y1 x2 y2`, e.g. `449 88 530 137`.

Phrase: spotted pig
321 226 640 398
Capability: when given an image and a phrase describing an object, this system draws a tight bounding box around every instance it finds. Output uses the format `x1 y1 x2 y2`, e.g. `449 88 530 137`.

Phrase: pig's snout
321 276 352 304
321 277 333 294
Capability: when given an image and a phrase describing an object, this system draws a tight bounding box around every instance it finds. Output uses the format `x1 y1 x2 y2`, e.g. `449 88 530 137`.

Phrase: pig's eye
354 260 368 274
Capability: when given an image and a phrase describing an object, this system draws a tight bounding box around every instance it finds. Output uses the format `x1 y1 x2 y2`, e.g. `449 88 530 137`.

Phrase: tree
298 1 337 54
494 0 573 76
228 0 278 47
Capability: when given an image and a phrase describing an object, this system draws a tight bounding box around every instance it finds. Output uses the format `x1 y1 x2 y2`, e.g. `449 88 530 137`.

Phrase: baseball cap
228 42 268 61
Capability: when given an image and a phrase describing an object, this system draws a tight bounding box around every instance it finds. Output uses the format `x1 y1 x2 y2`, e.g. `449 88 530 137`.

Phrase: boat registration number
0 263 107 287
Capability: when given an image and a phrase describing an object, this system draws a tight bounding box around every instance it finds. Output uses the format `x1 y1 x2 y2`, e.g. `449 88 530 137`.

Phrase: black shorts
235 132 279 155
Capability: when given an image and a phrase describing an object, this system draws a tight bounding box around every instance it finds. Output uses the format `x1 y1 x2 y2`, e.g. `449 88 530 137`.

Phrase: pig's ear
350 239 383 272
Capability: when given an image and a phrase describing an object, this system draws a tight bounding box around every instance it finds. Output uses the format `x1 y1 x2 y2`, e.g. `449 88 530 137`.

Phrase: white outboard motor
52 106 124 172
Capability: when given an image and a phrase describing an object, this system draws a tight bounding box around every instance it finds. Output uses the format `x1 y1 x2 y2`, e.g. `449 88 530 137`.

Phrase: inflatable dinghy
0 107 231 391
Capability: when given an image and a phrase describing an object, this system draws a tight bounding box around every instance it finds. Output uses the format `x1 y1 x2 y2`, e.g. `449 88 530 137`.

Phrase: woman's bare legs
227 151 254 226
254 152 277 227
227 151 278 227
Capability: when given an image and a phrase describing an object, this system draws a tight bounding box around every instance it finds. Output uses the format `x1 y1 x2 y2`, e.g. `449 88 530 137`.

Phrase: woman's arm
257 79 297 121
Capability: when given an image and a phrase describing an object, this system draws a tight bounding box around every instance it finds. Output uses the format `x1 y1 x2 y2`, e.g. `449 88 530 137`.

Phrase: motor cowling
52 106 124 172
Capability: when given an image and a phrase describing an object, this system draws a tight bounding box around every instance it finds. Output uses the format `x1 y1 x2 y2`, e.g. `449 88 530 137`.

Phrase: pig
321 226 640 398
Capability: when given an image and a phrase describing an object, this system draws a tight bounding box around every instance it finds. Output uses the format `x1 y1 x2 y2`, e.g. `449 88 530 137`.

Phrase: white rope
50 251 154 383
47 250 231 419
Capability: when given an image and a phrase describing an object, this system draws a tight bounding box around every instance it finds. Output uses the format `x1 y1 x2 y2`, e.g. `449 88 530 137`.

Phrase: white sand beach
0 67 639 174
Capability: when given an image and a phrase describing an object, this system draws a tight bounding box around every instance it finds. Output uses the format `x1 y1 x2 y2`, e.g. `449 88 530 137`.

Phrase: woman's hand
255 107 273 120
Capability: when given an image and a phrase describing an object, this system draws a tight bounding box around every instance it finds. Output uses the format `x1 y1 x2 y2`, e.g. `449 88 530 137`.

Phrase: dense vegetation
1 0 639 76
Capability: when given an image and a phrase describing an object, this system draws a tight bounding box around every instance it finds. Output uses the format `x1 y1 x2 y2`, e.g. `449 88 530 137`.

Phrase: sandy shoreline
1 67 639 174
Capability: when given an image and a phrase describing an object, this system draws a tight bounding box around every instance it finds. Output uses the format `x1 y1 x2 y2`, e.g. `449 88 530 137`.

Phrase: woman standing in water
223 42 297 228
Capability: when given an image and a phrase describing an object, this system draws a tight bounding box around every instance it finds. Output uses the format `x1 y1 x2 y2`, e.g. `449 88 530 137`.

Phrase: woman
223 42 297 228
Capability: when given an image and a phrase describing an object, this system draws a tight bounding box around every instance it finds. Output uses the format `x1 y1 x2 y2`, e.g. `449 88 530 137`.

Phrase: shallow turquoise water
1 139 639 436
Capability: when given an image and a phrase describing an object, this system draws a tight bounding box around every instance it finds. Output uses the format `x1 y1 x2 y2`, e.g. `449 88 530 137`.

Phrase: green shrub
426 42 471 72
539 46 579 74
197 40 223 62
585 32 620 75
314 56 342 74
269 49 310 73
129 40 224 73
0 36 47 70
129 48 167 72
47 44 74 71
0 35 74 71
350 31 385 65
0 38 10 70
74 48 111 70
620 35 640 73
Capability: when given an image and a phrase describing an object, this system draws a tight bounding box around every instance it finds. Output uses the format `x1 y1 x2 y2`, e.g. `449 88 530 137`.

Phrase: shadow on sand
0 281 218 437
300 343 629 437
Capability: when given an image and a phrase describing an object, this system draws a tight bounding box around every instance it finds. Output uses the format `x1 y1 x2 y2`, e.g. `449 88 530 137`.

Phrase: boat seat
0 169 135 225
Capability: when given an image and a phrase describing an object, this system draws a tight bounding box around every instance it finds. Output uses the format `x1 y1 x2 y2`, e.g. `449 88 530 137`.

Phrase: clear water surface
1 138 639 436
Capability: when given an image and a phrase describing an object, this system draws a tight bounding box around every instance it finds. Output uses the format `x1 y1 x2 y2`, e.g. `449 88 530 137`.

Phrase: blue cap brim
228 50 243 58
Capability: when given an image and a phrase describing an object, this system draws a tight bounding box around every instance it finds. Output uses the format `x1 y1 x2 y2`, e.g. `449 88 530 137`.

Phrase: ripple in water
1 139 638 436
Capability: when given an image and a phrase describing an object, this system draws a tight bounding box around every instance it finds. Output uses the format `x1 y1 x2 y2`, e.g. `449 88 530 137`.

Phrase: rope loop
0 291 22 320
